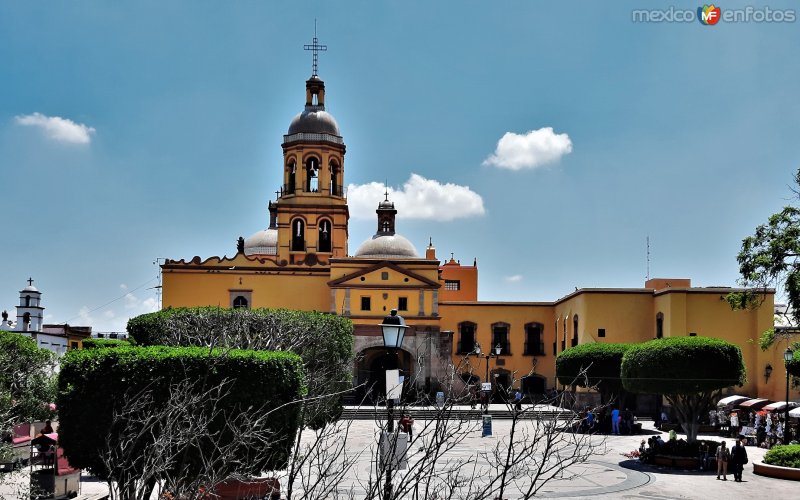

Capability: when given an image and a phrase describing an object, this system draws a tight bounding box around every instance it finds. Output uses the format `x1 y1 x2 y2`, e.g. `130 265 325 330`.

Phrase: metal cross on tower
303 21 327 77
27 277 34 286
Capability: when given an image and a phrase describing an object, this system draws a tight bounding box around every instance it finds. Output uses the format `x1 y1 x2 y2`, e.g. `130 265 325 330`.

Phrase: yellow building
161 64 794 408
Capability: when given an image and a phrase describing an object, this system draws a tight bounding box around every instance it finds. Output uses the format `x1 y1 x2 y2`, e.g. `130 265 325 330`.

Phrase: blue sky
1 1 798 331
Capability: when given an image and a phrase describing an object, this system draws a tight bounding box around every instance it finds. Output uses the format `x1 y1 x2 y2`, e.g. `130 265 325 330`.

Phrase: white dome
354 234 419 259
22 285 40 293
244 228 278 256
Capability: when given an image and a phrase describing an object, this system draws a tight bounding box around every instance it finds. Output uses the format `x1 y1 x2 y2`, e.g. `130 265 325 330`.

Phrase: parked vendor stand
29 433 80 499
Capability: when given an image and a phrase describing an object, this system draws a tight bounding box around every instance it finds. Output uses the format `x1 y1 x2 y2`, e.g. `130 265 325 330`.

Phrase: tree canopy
127 307 353 428
0 331 57 424
621 336 745 442
555 343 632 401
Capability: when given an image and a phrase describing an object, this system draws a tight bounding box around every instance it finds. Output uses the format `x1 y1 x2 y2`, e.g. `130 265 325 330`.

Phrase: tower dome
243 228 278 256
354 195 420 259
285 75 342 138
354 234 419 259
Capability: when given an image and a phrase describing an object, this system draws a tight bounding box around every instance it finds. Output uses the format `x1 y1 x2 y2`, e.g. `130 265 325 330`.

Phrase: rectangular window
598 328 606 338
689 332 697 336
381 271 389 280
361 296 371 311
457 323 476 354
552 341 557 355
524 324 545 355
492 324 510 355
398 297 408 311
444 280 461 291
70 341 79 350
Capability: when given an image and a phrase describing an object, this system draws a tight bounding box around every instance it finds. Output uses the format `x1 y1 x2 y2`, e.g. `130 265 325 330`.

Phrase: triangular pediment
328 261 440 288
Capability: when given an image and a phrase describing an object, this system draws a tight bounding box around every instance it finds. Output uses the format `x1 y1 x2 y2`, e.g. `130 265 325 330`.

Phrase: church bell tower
274 30 349 265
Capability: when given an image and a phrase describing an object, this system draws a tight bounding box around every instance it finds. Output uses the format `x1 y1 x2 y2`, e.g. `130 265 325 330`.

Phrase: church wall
162 271 330 311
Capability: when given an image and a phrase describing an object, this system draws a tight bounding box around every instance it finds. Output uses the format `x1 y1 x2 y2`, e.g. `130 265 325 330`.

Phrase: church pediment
328 261 440 289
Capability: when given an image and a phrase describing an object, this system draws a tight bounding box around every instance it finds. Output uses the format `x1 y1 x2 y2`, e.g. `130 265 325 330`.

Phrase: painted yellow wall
163 271 330 311
440 302 555 386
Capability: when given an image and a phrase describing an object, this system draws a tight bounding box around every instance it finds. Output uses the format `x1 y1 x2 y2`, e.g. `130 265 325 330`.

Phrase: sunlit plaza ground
2 414 797 499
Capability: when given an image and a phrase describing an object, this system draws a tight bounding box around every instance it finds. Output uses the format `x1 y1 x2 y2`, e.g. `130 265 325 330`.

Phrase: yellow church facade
161 66 793 407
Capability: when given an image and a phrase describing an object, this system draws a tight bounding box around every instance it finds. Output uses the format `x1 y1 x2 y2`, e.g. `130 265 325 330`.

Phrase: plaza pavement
2 409 797 499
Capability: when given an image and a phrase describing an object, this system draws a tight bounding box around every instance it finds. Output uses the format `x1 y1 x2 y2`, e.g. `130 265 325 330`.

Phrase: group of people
714 438 749 482
577 407 636 435
714 408 791 447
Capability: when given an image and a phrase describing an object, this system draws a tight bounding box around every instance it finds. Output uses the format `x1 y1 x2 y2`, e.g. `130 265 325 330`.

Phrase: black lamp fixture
784 347 794 445
765 364 773 383
378 309 408 500
473 342 503 413
379 309 407 350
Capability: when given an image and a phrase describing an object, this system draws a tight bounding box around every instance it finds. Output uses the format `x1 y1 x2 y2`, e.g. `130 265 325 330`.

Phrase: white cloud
347 173 485 221
483 127 572 170
14 112 95 144
505 275 523 283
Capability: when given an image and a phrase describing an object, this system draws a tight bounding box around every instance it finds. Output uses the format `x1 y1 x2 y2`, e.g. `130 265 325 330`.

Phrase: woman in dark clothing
729 438 748 482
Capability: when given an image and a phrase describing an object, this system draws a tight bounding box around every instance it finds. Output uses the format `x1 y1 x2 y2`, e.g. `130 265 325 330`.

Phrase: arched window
524 322 544 355
491 322 510 355
25 295 30 307
330 160 340 196
457 322 476 354
291 219 305 251
287 160 296 194
318 219 332 253
22 312 31 331
232 296 249 309
305 157 319 192
572 315 579 347
656 312 664 339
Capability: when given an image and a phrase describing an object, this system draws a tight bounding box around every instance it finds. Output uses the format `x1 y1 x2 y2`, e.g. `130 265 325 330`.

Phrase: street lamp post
379 309 407 500
785 347 794 445
474 342 502 414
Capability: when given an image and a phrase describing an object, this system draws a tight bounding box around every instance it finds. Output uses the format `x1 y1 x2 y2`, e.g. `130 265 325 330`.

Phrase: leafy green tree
621 336 745 442
727 168 800 354
555 343 632 403
0 331 57 424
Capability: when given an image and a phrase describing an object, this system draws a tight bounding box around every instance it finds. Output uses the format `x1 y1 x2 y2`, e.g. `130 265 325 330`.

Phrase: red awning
736 398 772 409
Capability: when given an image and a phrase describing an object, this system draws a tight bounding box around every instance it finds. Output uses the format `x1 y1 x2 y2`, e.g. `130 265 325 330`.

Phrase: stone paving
1 416 797 499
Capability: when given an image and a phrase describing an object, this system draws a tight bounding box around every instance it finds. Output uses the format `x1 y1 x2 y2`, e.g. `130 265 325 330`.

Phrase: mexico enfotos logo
632 5 796 24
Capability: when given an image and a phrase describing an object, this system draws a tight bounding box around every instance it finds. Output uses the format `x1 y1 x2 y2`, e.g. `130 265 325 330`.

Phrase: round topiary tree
621 336 745 442
556 343 632 404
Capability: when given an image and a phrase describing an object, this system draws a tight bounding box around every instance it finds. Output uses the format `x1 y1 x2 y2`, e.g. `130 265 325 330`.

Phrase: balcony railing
283 132 344 145
279 184 346 198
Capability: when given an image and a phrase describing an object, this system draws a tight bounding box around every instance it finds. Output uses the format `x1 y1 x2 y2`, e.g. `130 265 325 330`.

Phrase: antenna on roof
303 19 327 77
646 236 650 281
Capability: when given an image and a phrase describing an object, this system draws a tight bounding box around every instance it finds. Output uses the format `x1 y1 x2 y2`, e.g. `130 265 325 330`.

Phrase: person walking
513 389 522 412
730 438 748 482
611 407 620 435
716 441 729 481
399 413 415 439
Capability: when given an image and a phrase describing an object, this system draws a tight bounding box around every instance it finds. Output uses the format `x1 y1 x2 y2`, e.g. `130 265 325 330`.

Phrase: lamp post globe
785 347 794 444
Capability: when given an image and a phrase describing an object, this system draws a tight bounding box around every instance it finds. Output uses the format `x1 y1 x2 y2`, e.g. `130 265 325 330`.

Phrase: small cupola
376 191 397 235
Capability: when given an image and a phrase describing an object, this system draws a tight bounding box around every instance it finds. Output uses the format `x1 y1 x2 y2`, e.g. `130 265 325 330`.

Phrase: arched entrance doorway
355 347 414 404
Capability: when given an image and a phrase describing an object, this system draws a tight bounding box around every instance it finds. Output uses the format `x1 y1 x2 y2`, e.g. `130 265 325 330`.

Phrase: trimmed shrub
57 345 306 482
81 338 131 349
127 307 353 427
556 343 632 399
763 444 800 469
787 348 800 378
621 336 745 395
